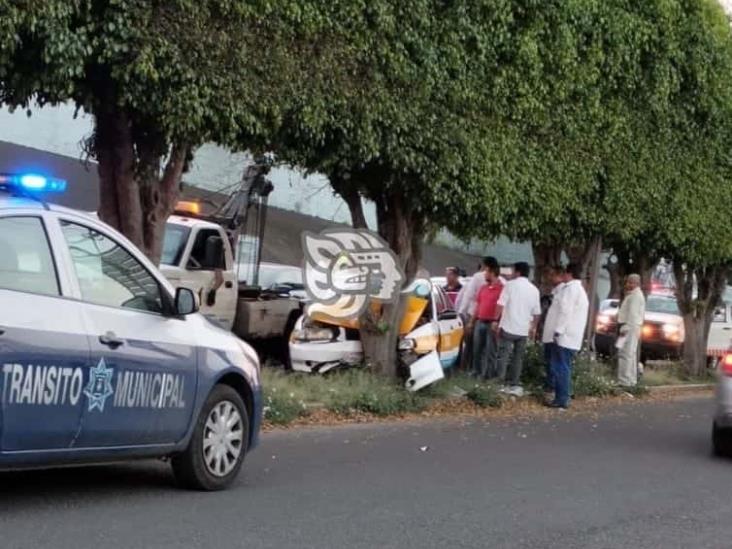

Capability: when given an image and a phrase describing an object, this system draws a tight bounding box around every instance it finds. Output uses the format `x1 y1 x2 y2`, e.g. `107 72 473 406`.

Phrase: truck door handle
99 332 124 349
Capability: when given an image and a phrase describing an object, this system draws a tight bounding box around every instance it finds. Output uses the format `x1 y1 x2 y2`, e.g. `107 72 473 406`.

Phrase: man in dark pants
493 262 541 397
540 265 566 398
458 257 499 371
471 260 504 379
548 263 589 409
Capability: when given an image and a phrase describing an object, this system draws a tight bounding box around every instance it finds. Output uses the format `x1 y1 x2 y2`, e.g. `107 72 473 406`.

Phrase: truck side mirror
203 236 225 270
175 287 199 316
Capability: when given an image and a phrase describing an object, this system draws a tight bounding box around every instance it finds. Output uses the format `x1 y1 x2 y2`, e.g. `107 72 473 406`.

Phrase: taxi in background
0 173 262 490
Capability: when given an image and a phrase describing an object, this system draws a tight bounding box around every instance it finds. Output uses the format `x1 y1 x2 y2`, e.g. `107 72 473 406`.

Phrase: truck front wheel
172 385 250 490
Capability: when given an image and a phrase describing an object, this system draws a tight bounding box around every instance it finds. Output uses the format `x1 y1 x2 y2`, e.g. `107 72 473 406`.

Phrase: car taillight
722 353 732 376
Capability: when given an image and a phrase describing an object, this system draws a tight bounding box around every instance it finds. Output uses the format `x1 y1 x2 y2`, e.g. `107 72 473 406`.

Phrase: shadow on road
0 461 179 512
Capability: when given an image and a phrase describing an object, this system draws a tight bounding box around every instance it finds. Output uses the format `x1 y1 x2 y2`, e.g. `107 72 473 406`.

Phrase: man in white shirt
616 274 646 386
548 263 589 409
541 266 567 395
493 262 541 396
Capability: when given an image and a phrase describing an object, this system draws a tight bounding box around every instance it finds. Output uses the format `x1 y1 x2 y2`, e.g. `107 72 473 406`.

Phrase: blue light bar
0 173 67 193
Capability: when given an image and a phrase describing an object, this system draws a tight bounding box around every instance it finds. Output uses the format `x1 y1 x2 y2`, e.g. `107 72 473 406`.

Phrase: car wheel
172 384 250 491
712 422 732 458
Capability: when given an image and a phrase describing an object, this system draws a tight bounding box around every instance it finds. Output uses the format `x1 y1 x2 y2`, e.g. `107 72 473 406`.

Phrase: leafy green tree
0 0 318 263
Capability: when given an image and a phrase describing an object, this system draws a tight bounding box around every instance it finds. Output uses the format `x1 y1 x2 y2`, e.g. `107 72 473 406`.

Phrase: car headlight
292 323 337 342
399 338 416 351
662 323 683 342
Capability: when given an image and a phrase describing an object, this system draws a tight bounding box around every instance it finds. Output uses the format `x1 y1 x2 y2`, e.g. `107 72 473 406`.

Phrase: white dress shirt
553 279 590 351
497 276 541 337
541 283 566 344
456 271 485 317
617 287 646 329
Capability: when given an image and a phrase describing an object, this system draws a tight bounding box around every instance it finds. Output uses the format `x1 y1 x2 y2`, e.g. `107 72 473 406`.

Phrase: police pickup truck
0 173 262 490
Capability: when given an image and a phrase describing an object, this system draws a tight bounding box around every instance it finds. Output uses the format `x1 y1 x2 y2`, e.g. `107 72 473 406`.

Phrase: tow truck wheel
172 385 250 491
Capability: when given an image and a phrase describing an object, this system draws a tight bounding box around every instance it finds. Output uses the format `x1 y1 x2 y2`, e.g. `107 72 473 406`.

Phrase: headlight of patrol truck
662 322 683 342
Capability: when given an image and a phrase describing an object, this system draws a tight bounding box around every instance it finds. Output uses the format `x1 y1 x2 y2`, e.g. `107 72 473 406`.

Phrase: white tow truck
158 160 304 343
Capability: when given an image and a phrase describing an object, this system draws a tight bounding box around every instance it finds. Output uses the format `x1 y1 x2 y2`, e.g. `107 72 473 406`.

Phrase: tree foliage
3 0 732 377
0 0 328 261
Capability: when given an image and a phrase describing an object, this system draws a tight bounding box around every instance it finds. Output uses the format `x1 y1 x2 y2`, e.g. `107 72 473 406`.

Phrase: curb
646 383 714 393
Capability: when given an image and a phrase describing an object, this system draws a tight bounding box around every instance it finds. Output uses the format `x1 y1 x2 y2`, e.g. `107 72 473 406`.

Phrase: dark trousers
543 342 556 391
460 315 473 370
496 331 528 386
472 320 497 378
551 345 576 407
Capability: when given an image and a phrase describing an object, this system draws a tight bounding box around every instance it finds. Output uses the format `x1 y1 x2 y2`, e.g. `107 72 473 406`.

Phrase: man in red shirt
471 259 504 379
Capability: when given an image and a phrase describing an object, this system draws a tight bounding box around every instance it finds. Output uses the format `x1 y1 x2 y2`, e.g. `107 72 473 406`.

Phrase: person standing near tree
616 274 646 387
471 259 503 379
493 262 541 397
443 266 464 307
540 265 567 396
457 257 499 370
547 263 589 409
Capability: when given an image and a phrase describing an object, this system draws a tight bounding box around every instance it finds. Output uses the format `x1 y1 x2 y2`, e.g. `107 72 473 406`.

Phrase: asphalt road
1 395 730 549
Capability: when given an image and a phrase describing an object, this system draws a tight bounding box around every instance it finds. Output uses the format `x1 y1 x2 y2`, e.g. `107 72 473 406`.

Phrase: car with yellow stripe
288 279 464 390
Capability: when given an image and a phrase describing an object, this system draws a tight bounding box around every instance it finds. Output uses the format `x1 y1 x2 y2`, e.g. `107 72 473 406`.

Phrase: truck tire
282 311 301 371
172 384 250 491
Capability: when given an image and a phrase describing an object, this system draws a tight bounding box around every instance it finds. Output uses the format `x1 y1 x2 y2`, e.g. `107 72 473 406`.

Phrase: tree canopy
3 0 732 376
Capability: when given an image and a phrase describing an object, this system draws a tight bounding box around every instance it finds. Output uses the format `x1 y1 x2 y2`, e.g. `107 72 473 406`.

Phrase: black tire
712 422 732 458
281 311 301 371
172 384 250 491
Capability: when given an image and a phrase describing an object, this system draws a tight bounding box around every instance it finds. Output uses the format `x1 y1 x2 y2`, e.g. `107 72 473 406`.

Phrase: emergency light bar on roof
174 200 201 216
0 173 67 193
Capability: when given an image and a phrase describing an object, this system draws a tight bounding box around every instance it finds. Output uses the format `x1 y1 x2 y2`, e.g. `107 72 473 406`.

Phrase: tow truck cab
159 201 303 341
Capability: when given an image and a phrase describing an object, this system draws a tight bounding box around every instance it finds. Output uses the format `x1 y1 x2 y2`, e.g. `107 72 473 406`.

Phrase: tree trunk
139 145 189 264
94 101 189 265
95 104 143 249
331 174 368 229
565 240 594 279
635 252 654 296
674 263 728 377
605 250 630 299
531 241 563 295
359 191 424 378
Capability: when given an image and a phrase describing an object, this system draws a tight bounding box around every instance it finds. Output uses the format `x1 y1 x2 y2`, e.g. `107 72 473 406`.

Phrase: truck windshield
646 296 680 315
259 265 303 289
161 224 191 266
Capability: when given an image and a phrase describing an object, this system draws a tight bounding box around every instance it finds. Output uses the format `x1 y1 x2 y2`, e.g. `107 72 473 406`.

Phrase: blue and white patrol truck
0 173 262 490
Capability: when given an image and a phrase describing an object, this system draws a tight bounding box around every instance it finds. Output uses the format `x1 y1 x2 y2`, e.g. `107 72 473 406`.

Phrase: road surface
1 395 730 549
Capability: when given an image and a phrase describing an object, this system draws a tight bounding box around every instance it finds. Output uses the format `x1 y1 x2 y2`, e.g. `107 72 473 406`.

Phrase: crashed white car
288 279 464 391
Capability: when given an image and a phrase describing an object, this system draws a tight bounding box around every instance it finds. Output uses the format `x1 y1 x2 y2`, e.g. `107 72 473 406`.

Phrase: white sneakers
499 385 524 397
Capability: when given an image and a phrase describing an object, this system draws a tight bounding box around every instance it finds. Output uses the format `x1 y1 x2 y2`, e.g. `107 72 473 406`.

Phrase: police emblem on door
83 358 115 412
